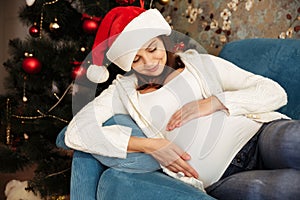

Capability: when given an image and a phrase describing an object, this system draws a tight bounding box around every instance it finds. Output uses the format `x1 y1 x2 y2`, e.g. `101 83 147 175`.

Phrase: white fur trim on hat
86 64 109 83
106 9 171 71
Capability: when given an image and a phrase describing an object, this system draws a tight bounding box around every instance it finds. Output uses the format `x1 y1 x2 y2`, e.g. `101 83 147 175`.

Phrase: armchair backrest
219 38 300 120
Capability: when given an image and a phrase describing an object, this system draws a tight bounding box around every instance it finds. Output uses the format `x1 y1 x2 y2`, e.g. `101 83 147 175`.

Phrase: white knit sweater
65 50 288 158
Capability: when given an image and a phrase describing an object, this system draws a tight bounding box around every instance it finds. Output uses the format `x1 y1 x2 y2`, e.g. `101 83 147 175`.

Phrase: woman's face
131 37 167 76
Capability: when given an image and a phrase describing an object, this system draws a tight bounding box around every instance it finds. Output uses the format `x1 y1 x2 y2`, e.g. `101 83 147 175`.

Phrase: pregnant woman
64 6 300 199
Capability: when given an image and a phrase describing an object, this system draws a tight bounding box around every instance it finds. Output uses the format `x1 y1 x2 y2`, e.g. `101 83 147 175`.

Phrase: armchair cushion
98 169 212 200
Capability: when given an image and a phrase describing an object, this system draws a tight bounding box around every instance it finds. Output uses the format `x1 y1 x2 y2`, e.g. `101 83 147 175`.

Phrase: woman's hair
132 35 185 91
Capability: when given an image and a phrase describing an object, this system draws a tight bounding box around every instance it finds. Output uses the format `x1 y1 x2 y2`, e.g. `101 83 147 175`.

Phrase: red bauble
29 24 40 37
22 57 42 74
82 18 99 34
71 66 86 79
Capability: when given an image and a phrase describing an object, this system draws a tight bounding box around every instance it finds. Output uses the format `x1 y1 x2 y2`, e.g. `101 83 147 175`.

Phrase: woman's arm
128 136 199 178
167 53 287 130
207 55 288 116
65 80 132 158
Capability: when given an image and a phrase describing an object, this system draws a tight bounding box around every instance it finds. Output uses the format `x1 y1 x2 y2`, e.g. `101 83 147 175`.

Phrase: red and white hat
87 6 172 83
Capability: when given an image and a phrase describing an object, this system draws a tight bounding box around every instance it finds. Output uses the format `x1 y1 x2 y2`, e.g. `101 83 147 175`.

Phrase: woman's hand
128 137 198 178
166 96 227 131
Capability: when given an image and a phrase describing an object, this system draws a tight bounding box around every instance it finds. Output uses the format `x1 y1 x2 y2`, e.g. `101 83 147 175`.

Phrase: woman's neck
138 67 184 94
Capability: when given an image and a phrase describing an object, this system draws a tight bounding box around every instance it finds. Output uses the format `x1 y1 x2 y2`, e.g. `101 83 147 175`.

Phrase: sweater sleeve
65 79 132 158
205 55 288 116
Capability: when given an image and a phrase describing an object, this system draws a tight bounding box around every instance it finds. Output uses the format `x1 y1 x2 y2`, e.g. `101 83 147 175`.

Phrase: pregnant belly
164 111 260 187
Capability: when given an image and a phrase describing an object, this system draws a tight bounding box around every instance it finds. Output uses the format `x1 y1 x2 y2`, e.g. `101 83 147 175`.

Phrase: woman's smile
146 64 160 72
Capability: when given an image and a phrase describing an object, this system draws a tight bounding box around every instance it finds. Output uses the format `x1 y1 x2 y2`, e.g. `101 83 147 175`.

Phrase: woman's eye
133 57 140 63
148 47 156 52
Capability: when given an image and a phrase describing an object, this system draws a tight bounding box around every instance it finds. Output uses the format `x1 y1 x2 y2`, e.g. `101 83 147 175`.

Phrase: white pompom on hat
87 6 172 83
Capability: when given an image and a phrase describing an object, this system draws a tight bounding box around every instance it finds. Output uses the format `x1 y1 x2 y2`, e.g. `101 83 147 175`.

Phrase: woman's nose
142 54 155 66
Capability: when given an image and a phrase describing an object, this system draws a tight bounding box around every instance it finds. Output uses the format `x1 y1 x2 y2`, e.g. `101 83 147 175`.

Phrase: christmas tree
0 0 156 198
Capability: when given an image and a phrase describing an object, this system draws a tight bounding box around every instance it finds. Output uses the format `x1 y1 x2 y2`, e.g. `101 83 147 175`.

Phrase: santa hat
87 6 172 83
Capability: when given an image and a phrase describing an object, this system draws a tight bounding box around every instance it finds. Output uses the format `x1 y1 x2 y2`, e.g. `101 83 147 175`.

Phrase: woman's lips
147 64 159 72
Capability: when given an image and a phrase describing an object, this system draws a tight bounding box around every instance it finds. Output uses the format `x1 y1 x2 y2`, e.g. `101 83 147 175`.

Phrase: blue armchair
57 38 300 199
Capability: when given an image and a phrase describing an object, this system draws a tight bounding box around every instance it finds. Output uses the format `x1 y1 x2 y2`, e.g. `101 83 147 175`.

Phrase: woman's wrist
210 95 227 112
196 96 228 116
127 136 152 153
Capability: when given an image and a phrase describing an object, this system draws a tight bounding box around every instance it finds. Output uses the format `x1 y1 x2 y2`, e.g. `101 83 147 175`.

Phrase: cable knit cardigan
65 49 288 158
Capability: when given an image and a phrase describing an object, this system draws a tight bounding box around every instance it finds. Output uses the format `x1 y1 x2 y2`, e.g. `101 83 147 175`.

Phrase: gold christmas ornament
49 18 60 31
24 133 29 140
24 52 33 57
158 0 170 5
80 47 86 52
22 96 28 102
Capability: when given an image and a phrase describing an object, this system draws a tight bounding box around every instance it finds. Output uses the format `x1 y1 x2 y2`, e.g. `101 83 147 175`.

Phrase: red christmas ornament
22 57 42 74
82 14 102 34
29 23 40 37
82 18 99 34
71 61 86 79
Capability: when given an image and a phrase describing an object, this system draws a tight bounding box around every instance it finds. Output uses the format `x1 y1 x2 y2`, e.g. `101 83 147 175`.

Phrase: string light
45 167 71 179
23 76 28 102
12 110 68 123
11 82 73 124
48 83 73 112
39 0 60 38
6 98 12 145
53 93 60 100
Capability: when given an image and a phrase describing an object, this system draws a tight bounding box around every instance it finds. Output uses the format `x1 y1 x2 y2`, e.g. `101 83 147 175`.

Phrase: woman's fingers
146 138 199 178
166 151 198 178
166 157 199 178
167 100 211 131
177 156 199 178
167 107 196 131
181 152 191 160
166 110 183 130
